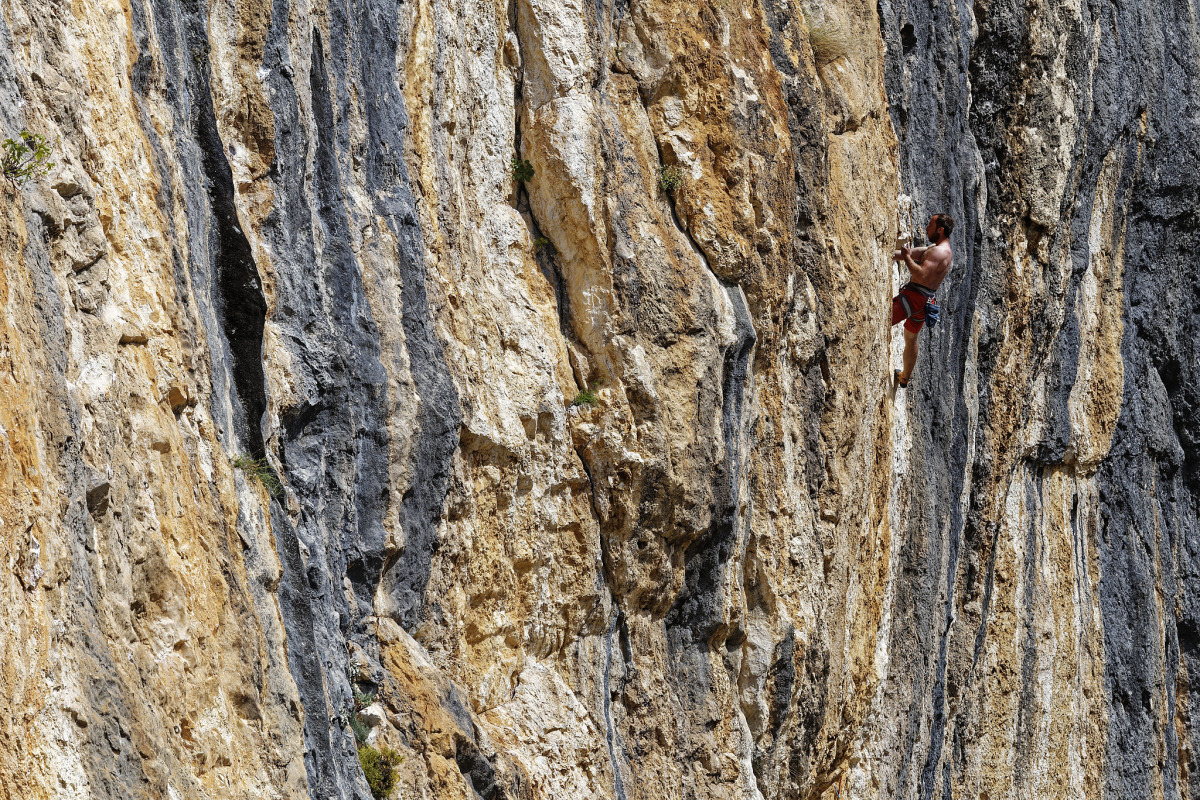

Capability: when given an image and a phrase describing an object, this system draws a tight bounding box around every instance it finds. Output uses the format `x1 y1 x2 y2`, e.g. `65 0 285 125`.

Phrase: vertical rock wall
0 0 1196 798
877 0 1200 798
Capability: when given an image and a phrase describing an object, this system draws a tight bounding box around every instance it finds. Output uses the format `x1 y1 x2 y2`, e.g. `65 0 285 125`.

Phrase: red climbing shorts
892 284 931 333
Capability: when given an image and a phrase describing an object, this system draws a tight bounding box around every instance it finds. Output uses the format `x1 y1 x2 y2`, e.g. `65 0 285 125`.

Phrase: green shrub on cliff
2 131 54 187
511 157 534 183
658 164 684 194
353 689 375 710
572 389 599 407
358 744 403 799
232 455 284 499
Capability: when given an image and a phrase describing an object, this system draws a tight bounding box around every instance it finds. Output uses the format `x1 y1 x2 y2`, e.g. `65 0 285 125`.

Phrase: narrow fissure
183 7 268 457
508 8 580 357
603 610 630 800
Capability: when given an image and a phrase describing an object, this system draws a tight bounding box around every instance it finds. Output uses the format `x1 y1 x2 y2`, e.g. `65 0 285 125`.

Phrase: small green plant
658 164 684 194
232 455 284 499
808 22 851 65
533 235 553 252
349 714 371 745
572 389 599 408
358 744 403 799
511 157 534 183
353 689 376 710
2 131 55 187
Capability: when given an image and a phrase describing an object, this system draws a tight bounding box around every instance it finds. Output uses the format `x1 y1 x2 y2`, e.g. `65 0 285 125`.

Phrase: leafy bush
808 23 851 65
2 131 54 187
232 456 284 499
658 164 684 194
358 745 403 799
353 689 375 710
511 157 534 183
572 389 599 408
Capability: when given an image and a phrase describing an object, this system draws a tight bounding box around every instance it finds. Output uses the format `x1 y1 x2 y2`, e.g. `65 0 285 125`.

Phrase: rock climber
891 213 954 388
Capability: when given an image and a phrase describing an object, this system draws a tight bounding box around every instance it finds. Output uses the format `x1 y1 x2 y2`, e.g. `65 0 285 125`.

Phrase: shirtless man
891 213 954 388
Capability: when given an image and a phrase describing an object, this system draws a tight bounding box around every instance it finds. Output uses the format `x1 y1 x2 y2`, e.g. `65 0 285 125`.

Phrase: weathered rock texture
0 0 1196 797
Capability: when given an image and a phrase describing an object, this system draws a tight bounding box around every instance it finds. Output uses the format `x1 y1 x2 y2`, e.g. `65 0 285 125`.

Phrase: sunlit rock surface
0 0 1196 797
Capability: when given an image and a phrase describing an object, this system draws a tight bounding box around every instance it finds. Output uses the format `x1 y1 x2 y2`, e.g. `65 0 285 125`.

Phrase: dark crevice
1011 474 1043 787
183 4 268 457
751 625 796 787
602 606 630 800
535 234 574 341
453 734 529 800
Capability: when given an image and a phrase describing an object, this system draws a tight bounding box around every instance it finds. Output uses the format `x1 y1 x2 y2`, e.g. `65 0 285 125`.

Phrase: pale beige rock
0 0 1164 797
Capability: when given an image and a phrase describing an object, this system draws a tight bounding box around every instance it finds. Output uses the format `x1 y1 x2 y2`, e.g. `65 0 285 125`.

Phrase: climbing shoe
894 369 908 389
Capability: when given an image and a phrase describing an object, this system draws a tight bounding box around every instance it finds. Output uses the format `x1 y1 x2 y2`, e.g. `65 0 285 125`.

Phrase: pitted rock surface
0 0 1196 798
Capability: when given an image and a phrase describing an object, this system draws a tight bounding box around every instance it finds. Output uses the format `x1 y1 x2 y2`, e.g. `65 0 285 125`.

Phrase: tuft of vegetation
658 164 684 195
358 744 403 799
349 713 371 745
808 22 851 65
343 660 379 746
2 131 55 187
533 235 553 253
511 157 534 183
572 389 599 408
232 455 284 499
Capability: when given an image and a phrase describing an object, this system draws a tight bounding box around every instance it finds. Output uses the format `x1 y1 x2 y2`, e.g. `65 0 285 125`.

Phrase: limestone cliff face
0 0 1196 797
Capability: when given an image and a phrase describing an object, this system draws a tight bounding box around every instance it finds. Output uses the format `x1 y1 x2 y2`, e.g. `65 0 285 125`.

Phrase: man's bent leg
899 326 919 383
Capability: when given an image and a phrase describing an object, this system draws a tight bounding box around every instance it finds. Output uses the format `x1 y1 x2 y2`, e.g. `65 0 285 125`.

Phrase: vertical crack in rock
181 0 269 456
1010 474 1043 788
603 610 630 800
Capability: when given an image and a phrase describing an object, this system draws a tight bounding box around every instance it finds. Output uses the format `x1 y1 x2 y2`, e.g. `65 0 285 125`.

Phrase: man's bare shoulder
931 241 953 269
